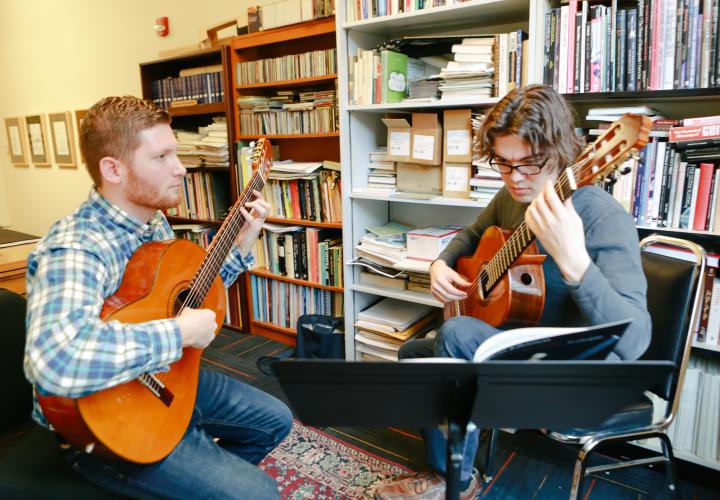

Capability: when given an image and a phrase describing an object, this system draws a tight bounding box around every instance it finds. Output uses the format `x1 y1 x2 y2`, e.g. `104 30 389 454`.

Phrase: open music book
403 319 630 364
472 319 630 362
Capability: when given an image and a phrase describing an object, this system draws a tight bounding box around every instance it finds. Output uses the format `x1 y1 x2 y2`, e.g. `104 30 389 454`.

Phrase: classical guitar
38 139 273 464
445 114 652 327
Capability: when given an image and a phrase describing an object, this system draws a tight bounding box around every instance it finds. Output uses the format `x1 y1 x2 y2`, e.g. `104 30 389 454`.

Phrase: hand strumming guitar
429 259 471 304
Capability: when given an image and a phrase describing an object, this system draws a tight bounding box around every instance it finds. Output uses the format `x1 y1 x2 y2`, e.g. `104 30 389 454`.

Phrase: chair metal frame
482 235 707 500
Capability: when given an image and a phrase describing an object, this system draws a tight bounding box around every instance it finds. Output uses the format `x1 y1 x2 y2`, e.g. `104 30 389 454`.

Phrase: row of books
236 142 281 193
607 141 720 232
254 224 344 287
354 298 440 361
345 0 472 22
263 169 342 223
174 117 230 169
250 275 343 328
238 106 337 135
247 0 333 33
235 48 337 85
166 171 231 221
697 265 719 346
149 71 225 109
650 357 720 461
348 49 427 105
544 0 720 94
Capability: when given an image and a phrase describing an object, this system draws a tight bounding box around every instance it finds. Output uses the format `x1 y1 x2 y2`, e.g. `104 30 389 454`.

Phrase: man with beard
24 96 291 498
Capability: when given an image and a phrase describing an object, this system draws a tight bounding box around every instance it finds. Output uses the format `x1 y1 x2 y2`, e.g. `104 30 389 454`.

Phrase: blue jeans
63 369 293 499
401 316 501 482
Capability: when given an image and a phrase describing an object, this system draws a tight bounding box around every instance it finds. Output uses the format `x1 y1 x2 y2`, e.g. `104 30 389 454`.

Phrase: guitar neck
183 172 267 309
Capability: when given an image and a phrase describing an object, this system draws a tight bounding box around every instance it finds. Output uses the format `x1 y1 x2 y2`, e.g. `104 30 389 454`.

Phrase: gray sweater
438 185 652 361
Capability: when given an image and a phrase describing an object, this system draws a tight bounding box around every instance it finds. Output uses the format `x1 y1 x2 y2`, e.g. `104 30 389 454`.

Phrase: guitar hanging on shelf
38 139 273 464
445 114 652 327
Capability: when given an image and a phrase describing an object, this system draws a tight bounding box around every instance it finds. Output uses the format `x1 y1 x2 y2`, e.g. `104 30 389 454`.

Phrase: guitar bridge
138 373 174 407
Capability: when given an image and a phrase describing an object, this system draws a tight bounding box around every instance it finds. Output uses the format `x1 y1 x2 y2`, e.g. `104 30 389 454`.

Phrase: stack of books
197 117 230 168
367 147 397 192
439 37 496 101
355 298 440 361
470 158 504 204
354 222 411 267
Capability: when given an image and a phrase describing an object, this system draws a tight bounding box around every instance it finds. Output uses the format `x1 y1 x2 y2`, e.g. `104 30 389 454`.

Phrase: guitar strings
179 146 269 315
182 171 266 312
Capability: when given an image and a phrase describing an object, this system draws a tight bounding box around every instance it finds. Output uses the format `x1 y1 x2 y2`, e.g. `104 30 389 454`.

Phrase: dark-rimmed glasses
488 156 548 175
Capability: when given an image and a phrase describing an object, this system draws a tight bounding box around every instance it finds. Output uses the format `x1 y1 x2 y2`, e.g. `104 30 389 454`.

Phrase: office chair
483 235 706 500
0 288 121 499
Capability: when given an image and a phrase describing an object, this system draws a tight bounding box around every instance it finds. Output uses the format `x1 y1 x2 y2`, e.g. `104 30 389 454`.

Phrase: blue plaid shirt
25 189 254 427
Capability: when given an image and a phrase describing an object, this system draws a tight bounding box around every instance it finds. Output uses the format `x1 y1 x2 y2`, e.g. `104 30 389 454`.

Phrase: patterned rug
260 421 413 499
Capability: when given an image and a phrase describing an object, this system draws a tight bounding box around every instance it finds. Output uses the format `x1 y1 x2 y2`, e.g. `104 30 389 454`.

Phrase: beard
125 166 182 210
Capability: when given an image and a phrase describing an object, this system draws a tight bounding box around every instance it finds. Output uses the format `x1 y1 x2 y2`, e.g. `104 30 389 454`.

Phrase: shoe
374 469 482 500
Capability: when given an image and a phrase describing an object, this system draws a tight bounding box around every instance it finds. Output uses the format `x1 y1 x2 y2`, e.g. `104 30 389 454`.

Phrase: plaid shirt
25 189 254 427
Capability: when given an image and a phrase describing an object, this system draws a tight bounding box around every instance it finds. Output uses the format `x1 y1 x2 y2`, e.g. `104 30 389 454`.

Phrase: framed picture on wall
25 114 51 166
48 112 77 168
3 117 29 166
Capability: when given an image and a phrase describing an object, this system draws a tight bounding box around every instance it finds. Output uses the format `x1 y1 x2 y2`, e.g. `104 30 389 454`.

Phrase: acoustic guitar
38 139 273 464
445 114 652 327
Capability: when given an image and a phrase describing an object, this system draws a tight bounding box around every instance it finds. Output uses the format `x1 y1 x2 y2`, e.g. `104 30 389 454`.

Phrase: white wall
0 0 253 236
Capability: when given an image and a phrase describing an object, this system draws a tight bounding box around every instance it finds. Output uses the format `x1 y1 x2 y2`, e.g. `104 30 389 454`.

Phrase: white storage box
407 225 463 262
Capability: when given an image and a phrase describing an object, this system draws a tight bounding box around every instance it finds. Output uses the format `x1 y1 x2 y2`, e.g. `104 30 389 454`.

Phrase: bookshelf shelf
692 342 720 354
565 89 720 104
250 268 343 293
231 17 336 49
347 98 500 112
350 283 442 308
167 215 223 225
236 74 337 90
343 0 529 34
237 132 340 140
265 216 342 228
167 102 227 117
350 191 488 208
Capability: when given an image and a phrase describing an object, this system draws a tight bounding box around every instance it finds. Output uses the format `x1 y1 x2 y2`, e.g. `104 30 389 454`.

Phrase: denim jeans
63 369 293 499
400 316 501 482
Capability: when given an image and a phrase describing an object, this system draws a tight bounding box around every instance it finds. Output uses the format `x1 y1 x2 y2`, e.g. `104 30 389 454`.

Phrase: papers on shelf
357 297 435 332
271 161 324 174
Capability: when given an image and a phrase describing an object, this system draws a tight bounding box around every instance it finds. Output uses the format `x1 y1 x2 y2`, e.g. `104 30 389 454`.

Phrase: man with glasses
375 85 651 499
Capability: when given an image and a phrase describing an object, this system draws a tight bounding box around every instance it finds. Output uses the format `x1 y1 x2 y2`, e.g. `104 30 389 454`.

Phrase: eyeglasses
488 156 548 175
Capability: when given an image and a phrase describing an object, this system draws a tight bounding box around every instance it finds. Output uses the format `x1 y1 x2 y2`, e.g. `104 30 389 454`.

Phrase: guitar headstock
250 138 273 181
573 114 653 187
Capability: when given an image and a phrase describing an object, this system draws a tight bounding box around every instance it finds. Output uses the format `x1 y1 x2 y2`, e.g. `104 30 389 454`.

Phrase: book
380 50 409 104
357 298 434 332
470 319 630 362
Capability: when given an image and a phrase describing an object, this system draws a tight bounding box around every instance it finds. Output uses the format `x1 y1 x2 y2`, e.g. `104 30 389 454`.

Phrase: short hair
476 85 584 172
79 96 170 187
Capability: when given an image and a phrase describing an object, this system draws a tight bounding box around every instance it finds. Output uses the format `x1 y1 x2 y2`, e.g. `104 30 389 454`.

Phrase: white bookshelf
336 0 540 361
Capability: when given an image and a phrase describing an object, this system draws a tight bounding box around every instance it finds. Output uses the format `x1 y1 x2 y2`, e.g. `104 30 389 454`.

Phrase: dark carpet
203 329 720 499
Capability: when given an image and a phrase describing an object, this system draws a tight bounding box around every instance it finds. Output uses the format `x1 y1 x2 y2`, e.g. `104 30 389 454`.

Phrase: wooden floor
203 329 720 499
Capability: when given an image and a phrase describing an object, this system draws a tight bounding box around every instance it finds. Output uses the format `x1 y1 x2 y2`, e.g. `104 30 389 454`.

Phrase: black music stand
272 360 674 500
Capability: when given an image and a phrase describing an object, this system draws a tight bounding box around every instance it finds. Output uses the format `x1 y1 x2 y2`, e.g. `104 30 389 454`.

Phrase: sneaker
374 469 482 500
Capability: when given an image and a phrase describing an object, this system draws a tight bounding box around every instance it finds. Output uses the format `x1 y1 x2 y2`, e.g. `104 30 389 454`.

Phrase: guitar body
37 239 226 464
444 226 546 328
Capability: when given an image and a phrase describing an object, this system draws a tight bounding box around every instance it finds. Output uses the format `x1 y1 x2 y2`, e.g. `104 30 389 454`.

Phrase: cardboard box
407 225 463 261
443 163 472 198
411 113 442 165
396 162 442 195
443 109 472 163
382 118 412 162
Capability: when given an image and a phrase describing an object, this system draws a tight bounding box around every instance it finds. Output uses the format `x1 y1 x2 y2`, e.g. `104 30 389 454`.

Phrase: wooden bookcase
231 16 342 345
139 45 247 331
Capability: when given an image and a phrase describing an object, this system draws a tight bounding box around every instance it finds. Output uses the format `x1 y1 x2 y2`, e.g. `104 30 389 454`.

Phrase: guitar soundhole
520 273 533 286
173 288 191 316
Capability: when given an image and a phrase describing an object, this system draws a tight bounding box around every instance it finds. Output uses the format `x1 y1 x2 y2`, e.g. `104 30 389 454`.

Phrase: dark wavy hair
476 85 585 172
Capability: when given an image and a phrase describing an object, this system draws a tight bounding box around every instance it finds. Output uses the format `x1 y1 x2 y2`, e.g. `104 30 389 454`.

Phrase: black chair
483 235 706 499
0 288 121 499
